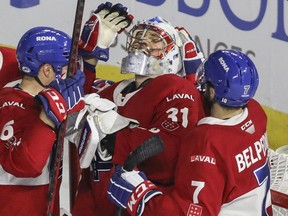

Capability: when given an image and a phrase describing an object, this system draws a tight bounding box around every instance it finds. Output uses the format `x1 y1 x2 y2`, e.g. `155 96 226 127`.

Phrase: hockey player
0 3 134 214
72 3 205 215
0 27 86 216
0 46 22 88
107 49 273 216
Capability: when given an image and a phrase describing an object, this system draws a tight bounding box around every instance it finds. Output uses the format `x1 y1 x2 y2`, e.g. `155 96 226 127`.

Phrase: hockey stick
123 135 164 171
66 0 86 212
115 135 164 216
46 1 85 216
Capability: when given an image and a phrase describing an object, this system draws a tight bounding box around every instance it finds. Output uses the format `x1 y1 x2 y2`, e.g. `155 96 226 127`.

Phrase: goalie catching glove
66 93 138 168
79 2 134 61
108 166 162 216
176 27 205 81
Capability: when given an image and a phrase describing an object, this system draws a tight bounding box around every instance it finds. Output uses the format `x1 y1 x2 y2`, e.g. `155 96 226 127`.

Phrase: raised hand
79 2 134 61
176 27 205 81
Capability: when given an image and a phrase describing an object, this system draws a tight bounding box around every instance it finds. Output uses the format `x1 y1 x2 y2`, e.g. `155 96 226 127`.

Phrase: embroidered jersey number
191 180 205 203
1 120 14 141
166 107 189 128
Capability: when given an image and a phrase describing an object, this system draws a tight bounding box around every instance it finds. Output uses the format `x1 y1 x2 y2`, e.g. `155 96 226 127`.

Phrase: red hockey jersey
0 46 23 88
73 74 205 216
0 87 58 215
143 99 272 216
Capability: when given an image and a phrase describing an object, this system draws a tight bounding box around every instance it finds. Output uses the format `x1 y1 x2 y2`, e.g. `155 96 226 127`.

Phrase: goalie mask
121 16 183 76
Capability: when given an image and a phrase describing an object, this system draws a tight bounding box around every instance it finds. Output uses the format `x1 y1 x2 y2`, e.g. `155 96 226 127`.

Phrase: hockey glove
65 93 138 168
49 70 85 114
176 27 205 81
35 88 68 128
108 166 162 216
90 78 114 93
79 2 134 61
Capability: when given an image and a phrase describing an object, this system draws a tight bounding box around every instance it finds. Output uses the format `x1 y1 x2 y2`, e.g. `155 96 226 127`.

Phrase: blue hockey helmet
195 49 259 107
16 26 71 77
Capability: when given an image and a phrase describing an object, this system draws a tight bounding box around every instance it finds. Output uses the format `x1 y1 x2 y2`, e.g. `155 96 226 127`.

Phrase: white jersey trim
197 107 248 126
219 180 271 216
0 157 50 186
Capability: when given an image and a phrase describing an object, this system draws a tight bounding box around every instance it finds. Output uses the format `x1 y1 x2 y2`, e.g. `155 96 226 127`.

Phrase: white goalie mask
121 16 183 76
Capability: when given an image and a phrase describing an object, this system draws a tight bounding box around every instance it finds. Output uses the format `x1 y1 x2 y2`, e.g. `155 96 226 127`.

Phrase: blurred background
1 0 287 149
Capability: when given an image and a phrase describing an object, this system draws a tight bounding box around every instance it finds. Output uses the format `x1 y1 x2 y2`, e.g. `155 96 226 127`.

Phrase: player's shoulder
247 99 262 109
152 74 197 90
0 86 14 94
0 45 17 66
0 87 35 115
145 75 200 100
0 87 30 100
99 78 132 98
0 45 22 89
0 45 16 53
156 74 189 83
247 99 266 117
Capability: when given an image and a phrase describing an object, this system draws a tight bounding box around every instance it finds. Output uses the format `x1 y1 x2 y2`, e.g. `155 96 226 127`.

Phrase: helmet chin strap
34 76 49 88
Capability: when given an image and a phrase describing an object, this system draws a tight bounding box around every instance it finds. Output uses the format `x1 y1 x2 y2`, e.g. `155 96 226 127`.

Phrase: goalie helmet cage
269 147 288 215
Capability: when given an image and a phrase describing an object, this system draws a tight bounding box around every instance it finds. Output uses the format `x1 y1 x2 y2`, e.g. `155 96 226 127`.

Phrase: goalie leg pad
76 115 100 168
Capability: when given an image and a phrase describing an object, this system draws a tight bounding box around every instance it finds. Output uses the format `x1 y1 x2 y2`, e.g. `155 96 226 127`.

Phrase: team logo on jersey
5 136 22 149
187 203 203 216
191 155 216 165
240 119 255 134
162 120 179 131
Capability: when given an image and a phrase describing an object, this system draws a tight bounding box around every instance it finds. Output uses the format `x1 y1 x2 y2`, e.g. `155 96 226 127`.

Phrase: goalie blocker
66 93 138 168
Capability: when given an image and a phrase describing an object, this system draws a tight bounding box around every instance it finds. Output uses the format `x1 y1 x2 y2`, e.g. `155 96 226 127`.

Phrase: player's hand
108 166 162 216
35 88 68 128
49 70 85 114
176 27 205 81
90 78 114 93
79 2 134 61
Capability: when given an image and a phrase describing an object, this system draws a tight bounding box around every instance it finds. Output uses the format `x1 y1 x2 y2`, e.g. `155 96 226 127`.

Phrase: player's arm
79 2 133 93
0 72 85 177
107 136 225 216
79 2 133 63
0 113 57 177
175 27 205 82
0 46 23 88
107 165 200 216
112 82 205 166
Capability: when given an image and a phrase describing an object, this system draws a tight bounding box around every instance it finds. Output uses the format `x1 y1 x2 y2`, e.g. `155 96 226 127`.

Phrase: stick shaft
123 135 164 171
47 1 85 215
67 0 85 77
